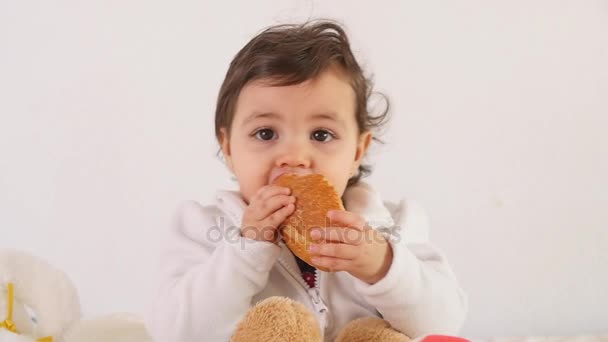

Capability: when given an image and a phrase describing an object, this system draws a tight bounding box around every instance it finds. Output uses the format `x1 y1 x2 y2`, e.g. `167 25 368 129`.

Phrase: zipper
277 249 330 333
309 269 330 331
215 194 332 333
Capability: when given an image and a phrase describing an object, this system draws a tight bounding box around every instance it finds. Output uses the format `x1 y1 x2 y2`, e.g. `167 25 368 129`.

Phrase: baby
145 20 468 341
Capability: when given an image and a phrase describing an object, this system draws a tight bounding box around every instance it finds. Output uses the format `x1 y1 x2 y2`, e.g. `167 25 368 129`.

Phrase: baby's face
220 67 371 204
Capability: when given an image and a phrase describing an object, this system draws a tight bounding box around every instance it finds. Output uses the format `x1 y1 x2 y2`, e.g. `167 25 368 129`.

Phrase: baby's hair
215 19 390 186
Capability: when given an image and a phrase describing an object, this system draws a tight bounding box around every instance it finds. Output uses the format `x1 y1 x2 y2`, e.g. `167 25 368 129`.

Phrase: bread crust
273 173 344 272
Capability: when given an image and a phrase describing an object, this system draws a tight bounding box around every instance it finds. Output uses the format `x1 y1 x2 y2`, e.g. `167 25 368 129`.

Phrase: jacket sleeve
144 200 281 342
353 200 468 338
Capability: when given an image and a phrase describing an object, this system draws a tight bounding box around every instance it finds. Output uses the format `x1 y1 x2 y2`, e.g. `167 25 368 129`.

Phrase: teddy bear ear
0 249 81 338
336 317 409 342
232 296 322 342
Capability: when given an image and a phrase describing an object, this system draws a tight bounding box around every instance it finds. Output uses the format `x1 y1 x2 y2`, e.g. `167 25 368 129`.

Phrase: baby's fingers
252 195 295 220
262 202 295 230
310 227 365 245
327 210 367 231
254 185 291 202
310 256 352 273
309 242 359 260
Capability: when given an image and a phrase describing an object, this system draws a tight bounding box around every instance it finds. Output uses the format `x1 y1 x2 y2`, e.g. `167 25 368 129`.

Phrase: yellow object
1 282 54 342
0 283 17 333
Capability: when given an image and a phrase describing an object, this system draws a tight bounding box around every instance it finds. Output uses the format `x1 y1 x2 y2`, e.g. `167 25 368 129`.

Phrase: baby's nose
275 143 312 168
276 154 311 168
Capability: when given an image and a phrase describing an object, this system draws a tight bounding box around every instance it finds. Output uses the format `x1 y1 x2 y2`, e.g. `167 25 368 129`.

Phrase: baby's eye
254 128 276 141
311 129 335 142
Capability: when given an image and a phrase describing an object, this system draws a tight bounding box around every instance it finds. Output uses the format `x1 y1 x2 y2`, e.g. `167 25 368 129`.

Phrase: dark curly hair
215 20 390 187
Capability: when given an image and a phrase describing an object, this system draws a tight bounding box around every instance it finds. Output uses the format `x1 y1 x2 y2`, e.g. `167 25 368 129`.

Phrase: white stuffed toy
0 249 152 342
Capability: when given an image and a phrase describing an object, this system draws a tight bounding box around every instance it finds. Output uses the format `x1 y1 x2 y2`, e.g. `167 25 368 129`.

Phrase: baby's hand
308 210 393 284
241 185 296 244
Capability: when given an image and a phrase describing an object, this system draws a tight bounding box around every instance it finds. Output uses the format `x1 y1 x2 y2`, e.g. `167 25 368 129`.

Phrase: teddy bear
231 296 471 342
0 248 152 342
231 296 409 342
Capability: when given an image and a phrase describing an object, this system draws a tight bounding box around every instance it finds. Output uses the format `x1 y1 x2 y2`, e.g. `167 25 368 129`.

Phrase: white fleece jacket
144 181 468 341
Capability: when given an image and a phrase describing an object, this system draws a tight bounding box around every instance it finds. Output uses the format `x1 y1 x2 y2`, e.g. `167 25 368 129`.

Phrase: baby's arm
353 200 468 338
144 201 281 342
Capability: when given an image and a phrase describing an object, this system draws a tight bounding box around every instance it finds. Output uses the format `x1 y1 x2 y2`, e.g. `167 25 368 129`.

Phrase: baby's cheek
324 174 348 198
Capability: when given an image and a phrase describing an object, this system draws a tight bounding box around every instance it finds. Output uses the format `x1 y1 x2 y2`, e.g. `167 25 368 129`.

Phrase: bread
273 173 344 272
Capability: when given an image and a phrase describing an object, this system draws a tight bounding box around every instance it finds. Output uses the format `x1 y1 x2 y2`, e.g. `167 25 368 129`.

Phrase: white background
1 0 607 338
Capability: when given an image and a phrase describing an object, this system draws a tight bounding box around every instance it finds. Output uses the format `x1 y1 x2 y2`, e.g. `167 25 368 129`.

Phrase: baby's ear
354 131 373 164
219 127 234 172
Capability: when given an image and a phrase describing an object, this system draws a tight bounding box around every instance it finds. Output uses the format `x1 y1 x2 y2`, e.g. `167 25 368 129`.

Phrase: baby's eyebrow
311 112 338 121
310 112 345 127
242 111 345 127
243 112 282 125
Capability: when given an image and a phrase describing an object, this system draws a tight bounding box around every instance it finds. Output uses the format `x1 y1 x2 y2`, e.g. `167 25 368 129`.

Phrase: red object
302 271 316 288
421 335 470 342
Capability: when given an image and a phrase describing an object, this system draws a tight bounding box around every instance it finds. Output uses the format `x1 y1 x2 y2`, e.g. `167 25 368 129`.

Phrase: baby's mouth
268 168 314 184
